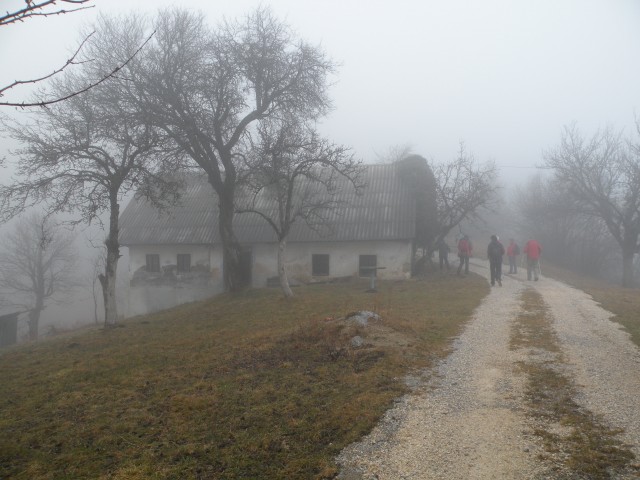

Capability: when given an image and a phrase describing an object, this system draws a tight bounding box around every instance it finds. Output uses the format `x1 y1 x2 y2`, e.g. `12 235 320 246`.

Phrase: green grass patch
512 288 636 479
0 274 487 479
543 263 640 349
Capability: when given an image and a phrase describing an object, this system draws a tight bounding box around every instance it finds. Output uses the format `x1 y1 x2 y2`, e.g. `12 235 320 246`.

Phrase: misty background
1 0 639 337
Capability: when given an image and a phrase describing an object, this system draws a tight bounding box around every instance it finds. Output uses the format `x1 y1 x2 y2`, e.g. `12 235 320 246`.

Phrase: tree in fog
130 7 336 292
431 142 498 245
0 17 181 326
237 118 361 297
514 174 615 277
0 1 154 108
0 213 76 340
544 124 640 287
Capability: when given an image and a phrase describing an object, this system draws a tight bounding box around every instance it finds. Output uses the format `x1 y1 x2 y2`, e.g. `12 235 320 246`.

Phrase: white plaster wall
126 240 412 315
251 240 413 288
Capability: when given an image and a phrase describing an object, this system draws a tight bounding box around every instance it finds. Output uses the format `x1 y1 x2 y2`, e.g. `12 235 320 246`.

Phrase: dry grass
512 288 636 478
0 273 487 479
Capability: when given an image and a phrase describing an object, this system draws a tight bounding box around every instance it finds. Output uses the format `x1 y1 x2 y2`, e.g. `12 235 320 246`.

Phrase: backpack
489 241 503 258
513 244 520 255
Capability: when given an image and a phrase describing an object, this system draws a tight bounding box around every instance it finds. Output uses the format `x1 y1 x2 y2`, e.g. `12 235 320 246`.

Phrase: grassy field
542 264 640 349
0 273 488 479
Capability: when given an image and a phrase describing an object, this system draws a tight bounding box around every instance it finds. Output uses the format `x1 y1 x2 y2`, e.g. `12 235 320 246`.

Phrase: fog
1 0 639 336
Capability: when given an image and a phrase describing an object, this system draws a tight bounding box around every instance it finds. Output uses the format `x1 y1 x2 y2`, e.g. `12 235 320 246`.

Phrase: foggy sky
2 0 640 187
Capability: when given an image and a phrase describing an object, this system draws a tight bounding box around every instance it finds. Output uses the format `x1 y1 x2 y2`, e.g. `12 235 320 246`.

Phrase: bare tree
81 248 105 324
0 0 92 26
514 173 615 278
0 18 181 326
0 1 154 108
544 124 640 287
129 7 336 292
431 142 499 245
238 119 361 297
0 212 76 340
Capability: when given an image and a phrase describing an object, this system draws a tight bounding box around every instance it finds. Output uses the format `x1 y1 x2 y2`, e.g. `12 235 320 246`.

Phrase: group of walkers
435 234 542 286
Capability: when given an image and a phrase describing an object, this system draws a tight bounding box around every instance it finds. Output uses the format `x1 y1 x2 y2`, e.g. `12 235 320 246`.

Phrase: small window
359 254 377 277
146 254 160 273
177 254 191 273
312 254 330 276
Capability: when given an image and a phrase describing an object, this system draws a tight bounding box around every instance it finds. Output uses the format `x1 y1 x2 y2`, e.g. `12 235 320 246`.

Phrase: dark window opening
359 254 377 277
177 254 191 273
312 254 330 276
146 254 160 273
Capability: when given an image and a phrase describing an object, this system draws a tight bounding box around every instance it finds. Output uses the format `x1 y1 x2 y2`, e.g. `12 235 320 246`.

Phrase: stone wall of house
251 240 413 288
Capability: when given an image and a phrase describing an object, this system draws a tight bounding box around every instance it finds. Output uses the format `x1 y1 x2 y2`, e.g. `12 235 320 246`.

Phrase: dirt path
337 260 640 479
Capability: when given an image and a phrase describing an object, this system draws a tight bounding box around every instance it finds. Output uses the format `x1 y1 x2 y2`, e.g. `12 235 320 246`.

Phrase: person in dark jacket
487 234 505 286
436 238 450 272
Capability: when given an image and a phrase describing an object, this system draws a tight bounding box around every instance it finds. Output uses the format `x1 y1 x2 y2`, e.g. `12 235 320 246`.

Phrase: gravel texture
532 277 640 460
336 260 640 479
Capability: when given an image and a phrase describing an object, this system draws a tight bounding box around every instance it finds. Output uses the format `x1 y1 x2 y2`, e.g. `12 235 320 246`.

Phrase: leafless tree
431 142 499 245
81 248 105 324
0 19 182 326
238 119 361 297
0 1 154 108
1 0 92 26
129 7 336 292
0 212 76 340
514 173 615 278
544 124 640 287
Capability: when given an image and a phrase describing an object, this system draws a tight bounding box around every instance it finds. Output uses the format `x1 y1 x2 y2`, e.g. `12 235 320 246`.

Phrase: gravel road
336 260 640 479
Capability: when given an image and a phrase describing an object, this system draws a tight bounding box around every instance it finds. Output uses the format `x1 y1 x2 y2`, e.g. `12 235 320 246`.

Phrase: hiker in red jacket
456 234 472 275
523 239 542 281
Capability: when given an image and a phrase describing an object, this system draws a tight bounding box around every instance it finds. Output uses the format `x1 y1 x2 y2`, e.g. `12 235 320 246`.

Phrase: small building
119 160 435 316
0 311 20 347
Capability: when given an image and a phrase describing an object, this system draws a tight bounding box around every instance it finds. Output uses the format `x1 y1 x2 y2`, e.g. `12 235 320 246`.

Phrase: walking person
487 234 505 286
436 237 450 272
523 238 542 281
506 238 520 274
456 234 472 275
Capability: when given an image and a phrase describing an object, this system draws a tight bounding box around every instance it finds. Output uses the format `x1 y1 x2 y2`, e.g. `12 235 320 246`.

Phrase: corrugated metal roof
119 164 417 246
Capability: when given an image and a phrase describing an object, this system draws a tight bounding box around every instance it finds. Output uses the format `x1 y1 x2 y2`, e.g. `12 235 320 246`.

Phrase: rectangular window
312 254 330 276
359 254 377 277
146 254 160 273
177 254 191 273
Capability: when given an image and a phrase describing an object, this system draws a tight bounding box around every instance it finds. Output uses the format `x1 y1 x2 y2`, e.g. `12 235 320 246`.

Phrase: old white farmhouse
119 160 434 315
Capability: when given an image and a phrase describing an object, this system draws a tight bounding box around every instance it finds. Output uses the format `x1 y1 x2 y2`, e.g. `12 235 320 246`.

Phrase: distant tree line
516 122 640 287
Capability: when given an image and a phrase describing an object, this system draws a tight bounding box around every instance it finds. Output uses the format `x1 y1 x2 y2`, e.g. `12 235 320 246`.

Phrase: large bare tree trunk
278 238 294 298
27 308 42 341
219 191 243 292
100 198 120 326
